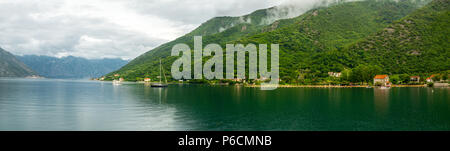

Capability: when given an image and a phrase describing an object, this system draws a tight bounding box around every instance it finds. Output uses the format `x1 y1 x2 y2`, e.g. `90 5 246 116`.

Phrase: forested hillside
105 0 448 84
342 0 449 74
236 0 422 81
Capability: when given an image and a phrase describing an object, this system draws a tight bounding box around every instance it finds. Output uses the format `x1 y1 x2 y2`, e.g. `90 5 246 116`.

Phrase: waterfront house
426 75 435 83
119 77 124 82
233 78 243 82
144 78 151 82
114 74 120 77
410 76 420 83
374 75 389 86
100 77 105 81
328 72 342 78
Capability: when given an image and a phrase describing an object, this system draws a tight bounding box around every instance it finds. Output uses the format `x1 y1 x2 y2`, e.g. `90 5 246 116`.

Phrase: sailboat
151 59 168 88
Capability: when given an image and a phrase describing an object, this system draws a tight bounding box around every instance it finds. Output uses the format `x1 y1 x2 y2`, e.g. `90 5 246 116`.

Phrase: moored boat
151 83 168 87
151 59 168 88
112 80 121 85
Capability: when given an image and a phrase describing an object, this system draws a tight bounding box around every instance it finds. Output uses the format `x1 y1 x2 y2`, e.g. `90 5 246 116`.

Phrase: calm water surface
0 78 449 131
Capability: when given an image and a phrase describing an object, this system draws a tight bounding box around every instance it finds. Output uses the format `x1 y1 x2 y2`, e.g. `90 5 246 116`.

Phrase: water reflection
118 83 189 130
1 79 449 131
373 88 390 117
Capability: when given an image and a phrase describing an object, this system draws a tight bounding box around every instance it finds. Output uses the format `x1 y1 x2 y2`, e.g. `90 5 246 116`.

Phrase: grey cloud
0 0 339 60
0 0 166 60
125 0 280 25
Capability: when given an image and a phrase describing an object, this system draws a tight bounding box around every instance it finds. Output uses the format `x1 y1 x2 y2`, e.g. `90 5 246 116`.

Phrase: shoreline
95 80 446 88
244 84 428 88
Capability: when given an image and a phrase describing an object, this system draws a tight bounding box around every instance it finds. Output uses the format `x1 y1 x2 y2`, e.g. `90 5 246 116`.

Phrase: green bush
375 82 383 86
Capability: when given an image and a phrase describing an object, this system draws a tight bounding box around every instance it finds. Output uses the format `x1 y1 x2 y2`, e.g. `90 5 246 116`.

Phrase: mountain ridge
17 55 128 79
0 47 36 77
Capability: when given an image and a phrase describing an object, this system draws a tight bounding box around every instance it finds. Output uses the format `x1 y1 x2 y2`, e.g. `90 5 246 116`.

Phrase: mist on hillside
261 0 430 25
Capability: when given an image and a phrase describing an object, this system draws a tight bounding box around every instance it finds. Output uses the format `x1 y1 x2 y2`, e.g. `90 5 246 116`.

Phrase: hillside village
97 70 449 88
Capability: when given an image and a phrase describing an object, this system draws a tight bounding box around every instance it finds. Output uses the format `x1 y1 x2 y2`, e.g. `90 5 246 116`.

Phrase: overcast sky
0 0 327 60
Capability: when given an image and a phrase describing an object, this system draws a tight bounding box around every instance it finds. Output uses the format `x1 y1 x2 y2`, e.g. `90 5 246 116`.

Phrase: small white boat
380 86 391 89
112 80 121 85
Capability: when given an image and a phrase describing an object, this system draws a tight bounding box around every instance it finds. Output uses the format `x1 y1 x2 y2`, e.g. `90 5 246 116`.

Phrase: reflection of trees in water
130 85 271 130
144 84 169 104
101 84 450 130
129 83 169 104
425 87 449 109
426 88 436 104
129 84 233 130
113 83 181 130
373 88 390 116
123 85 435 130
234 85 242 98
327 88 343 109
407 87 425 109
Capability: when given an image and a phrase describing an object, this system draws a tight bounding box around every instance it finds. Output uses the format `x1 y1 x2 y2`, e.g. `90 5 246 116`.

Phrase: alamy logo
171 36 279 90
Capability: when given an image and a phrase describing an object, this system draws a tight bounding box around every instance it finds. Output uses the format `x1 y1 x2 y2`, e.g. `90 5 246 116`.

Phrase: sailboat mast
159 59 162 83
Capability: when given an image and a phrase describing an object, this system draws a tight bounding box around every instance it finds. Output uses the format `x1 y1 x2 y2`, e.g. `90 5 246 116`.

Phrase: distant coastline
25 75 45 79
93 79 441 88
244 84 428 88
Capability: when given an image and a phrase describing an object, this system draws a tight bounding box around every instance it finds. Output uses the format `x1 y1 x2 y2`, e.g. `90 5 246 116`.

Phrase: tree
350 66 363 83
390 75 400 84
282 76 294 84
432 75 441 82
367 65 383 82
350 64 382 83
341 68 352 81
399 74 410 84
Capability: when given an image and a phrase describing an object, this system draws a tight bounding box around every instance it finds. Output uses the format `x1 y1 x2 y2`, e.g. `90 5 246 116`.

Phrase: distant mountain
107 0 431 81
16 55 128 79
0 47 36 77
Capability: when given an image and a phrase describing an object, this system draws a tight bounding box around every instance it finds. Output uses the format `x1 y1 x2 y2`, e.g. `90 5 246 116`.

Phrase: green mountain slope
107 6 294 80
0 47 36 77
341 0 449 74
236 0 423 79
108 0 429 81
